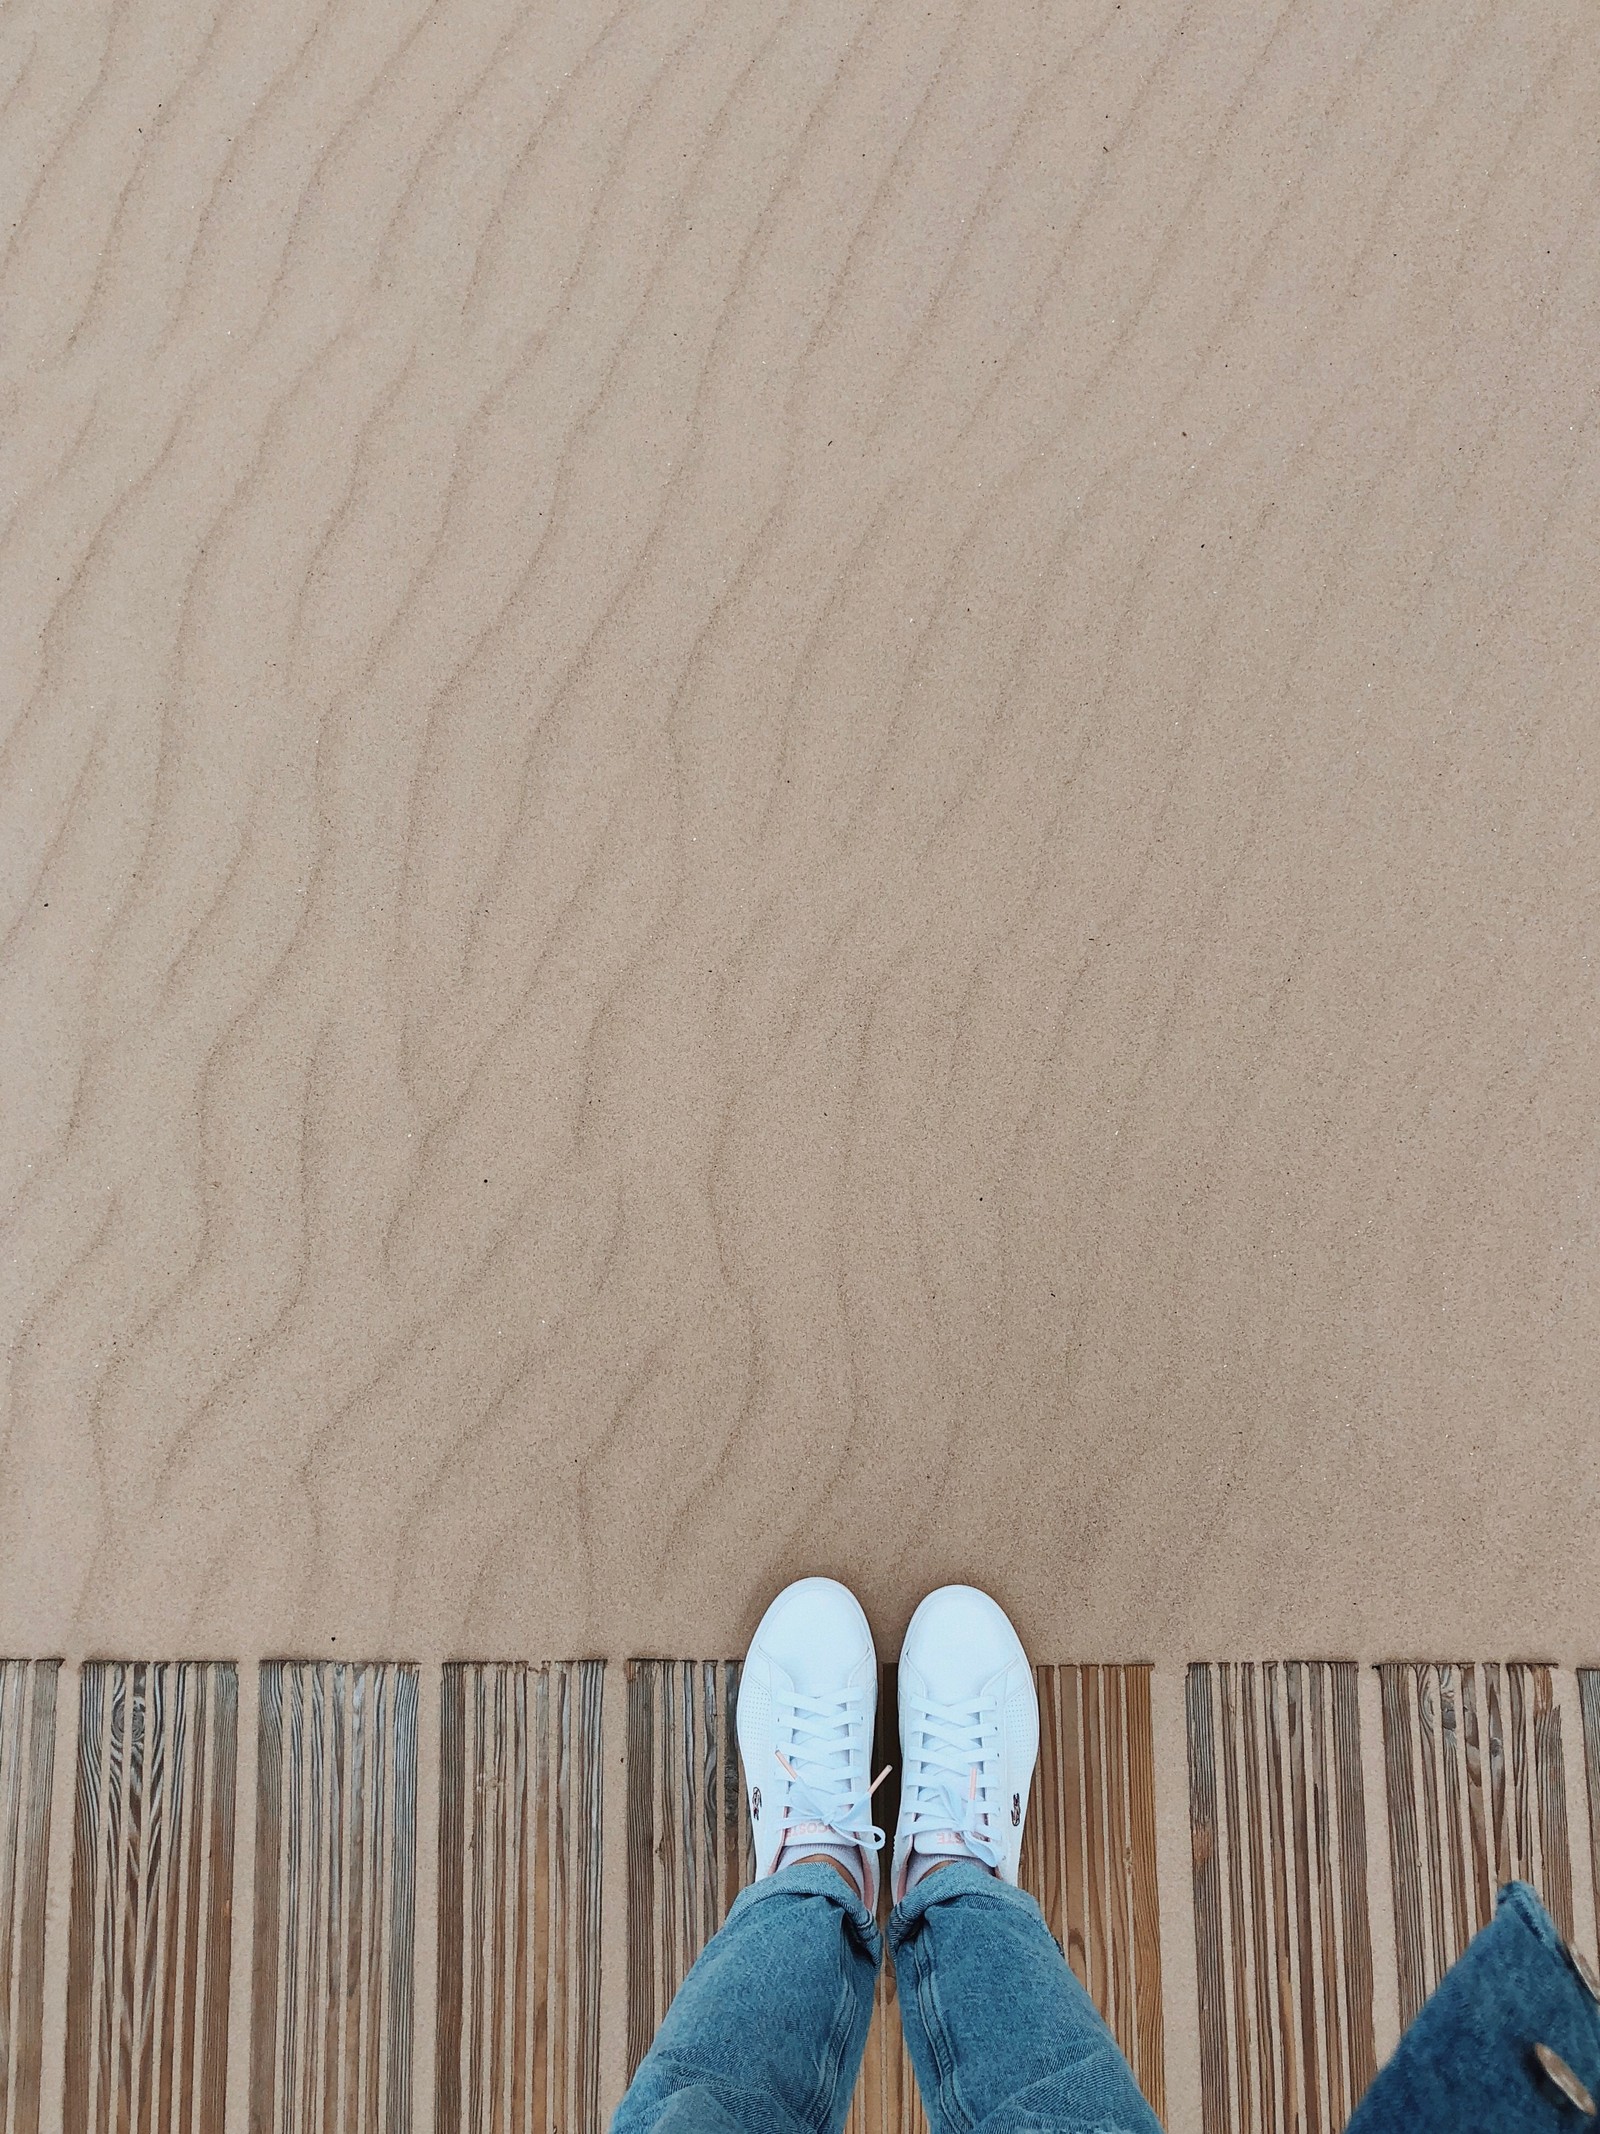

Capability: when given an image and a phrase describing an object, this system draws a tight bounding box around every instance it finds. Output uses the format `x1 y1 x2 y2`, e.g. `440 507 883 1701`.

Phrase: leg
617 1578 891 2134
888 1588 1159 2134
613 1859 880 2134
890 1863 1161 2134
1345 1880 1600 2131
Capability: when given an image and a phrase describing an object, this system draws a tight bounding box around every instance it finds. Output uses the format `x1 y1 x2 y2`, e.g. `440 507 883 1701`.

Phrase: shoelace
773 1688 889 1853
900 1693 1004 1869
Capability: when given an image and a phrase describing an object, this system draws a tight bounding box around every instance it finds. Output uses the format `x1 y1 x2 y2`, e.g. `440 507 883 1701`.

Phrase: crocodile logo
1011 1793 1022 1826
752 1787 762 1818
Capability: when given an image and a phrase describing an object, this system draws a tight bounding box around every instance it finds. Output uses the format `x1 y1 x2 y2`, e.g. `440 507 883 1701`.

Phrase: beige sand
2 0 1598 1677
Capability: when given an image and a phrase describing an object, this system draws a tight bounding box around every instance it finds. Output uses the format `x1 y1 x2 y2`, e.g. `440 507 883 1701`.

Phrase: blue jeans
615 1870 1600 2134
1346 1880 1600 2132
612 1860 1163 2134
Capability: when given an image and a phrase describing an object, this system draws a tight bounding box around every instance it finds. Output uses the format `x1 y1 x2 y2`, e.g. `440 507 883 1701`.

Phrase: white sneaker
736 1577 888 1907
892 1584 1039 1901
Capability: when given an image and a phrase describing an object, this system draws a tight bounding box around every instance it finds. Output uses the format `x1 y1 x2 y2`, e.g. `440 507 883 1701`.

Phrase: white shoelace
899 1692 1004 1869
773 1688 888 1853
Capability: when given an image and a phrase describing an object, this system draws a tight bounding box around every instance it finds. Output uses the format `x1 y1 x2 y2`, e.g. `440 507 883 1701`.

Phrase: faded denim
612 1860 1161 2134
1346 1881 1600 2132
616 1868 1600 2134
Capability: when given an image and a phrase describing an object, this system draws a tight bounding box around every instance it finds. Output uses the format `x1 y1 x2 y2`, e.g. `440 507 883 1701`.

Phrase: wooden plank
1083 1666 1109 2014
1103 1666 1132 2060
1186 1665 1230 2134
1580 1673 1600 1964
427 1662 609 2134
1377 1664 1425 2029
1509 1664 1533 1885
1190 1662 1375 2134
530 1670 550 2134
1331 1663 1375 2101
1287 1663 1322 2134
63 1665 236 2134
577 1663 606 2134
250 1663 417 2134
624 1667 653 2081
1529 1667 1573 1942
0 1662 59 2134
1025 1669 1058 1960
1215 1665 1254 2134
1059 1668 1087 1990
1437 1667 1469 1959
1237 1665 1277 2134
1458 1667 1492 1934
1124 1666 1166 2124
1484 1664 1510 1889
436 1671 466 2134
1309 1664 1345 2130
1261 1665 1299 2128
1413 1667 1448 1992
340 1671 368 2134
1379 1659 1577 2027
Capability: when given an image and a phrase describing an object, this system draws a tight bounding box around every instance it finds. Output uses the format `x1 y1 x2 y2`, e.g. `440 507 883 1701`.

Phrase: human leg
613 1577 889 2134
890 1864 1161 2134
614 1859 880 2134
889 1586 1160 2134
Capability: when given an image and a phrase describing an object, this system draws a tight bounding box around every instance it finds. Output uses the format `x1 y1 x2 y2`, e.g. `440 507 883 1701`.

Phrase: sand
3 0 1598 1675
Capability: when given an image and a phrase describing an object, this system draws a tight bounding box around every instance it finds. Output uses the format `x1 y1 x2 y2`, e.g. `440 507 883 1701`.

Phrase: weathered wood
1580 1673 1600 1969
1457 1667 1491 1934
0 1663 59 2134
1215 1663 1253 2134
1331 1664 1375 2101
63 1665 235 2134
1377 1662 1575 2027
249 1663 417 2134
436 1664 603 2134
1378 1664 1425 2030
1191 1663 1374 2134
1287 1664 1322 2134
1531 1667 1573 1943
1125 1666 1166 2126
1309 1665 1344 2131
1238 1664 1277 2134
1186 1664 1230 2134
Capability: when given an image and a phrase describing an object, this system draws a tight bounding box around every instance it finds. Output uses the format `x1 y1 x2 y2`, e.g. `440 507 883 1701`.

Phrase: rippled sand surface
4 0 1598 1670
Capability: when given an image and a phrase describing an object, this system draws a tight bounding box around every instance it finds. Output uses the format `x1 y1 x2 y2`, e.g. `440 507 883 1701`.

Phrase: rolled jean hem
728 1859 884 1956
890 1861 1041 1933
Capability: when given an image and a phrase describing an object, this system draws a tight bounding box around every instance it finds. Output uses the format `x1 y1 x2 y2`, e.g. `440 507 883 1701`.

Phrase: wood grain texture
249 1661 419 2134
1378 1662 1573 2030
1186 1663 1374 2134
63 1662 237 2134
2 0 1598 1681
1021 1665 1165 2119
626 1661 1162 2127
624 1661 748 2083
436 1661 604 2134
0 1662 58 2134
1580 1672 1600 1969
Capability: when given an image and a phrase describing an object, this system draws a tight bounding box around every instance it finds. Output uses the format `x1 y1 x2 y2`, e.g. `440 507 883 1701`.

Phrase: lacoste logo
1011 1794 1022 1826
752 1787 762 1818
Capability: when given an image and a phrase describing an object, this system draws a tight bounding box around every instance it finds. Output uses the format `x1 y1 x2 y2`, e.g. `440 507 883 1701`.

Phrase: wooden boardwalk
0 1659 1595 2131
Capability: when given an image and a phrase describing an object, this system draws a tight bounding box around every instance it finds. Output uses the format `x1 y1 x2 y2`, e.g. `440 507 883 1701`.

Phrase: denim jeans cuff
890 1860 1033 1932
729 1859 883 1951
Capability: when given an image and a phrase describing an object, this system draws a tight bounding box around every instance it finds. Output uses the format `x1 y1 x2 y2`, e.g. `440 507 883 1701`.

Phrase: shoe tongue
912 1829 971 1857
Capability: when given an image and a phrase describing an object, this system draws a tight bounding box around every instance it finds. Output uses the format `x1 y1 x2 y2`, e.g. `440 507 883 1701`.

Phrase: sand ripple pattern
1 0 1598 1663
